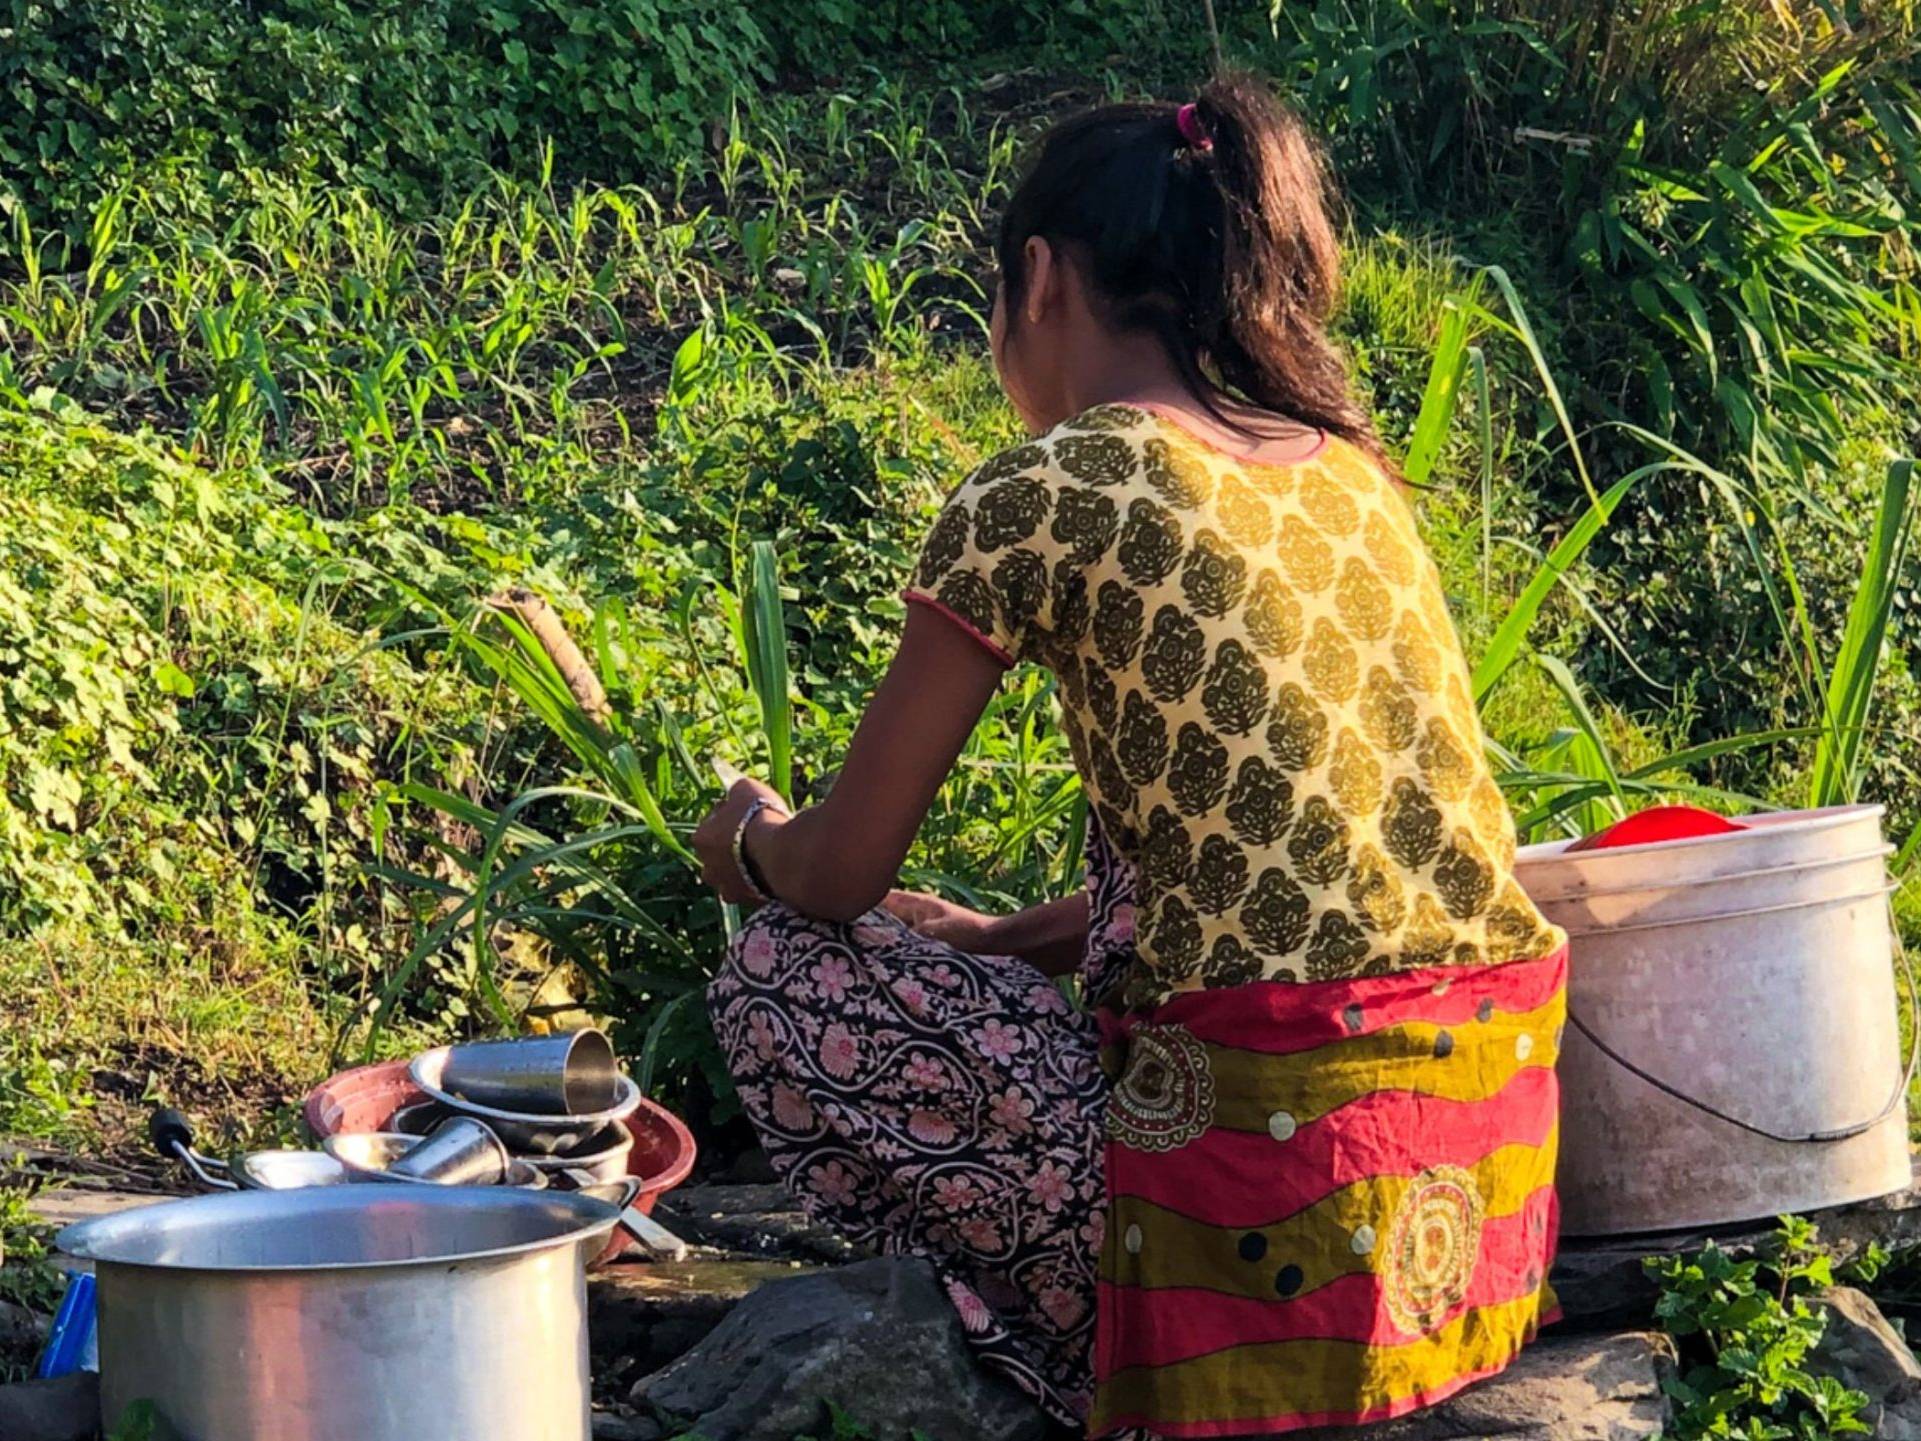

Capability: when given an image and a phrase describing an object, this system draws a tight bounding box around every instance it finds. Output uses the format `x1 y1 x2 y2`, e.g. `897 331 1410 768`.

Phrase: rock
592 1409 666 1440
591 1257 823 1374
720 1148 780 1185
1807 1162 1921 1259
1304 1332 1674 1440
1550 1242 1665 1333
28 1188 171 1233
0 1298 45 1357
1551 1163 1921 1335
631 1257 1048 1441
1810 1286 1921 1439
0 1372 100 1441
654 1182 869 1264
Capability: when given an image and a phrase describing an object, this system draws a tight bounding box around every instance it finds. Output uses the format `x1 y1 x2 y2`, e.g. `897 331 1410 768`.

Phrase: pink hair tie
1175 102 1212 153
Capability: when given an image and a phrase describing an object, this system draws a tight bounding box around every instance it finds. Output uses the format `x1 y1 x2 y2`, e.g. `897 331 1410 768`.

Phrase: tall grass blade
1470 345 1492 619
741 539 794 803
1533 654 1627 818
1480 266 1601 509
1625 728 1818 780
1057 788 1088 896
1810 458 1916 806
1405 296 1472 487
1472 470 1643 701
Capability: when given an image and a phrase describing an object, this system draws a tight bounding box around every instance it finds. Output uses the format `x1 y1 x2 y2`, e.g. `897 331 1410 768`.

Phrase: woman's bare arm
885 888 1090 977
692 605 1011 920
983 893 1089 977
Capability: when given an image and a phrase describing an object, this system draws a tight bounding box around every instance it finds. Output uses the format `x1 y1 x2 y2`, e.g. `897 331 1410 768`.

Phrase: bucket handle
1565 897 1920 1145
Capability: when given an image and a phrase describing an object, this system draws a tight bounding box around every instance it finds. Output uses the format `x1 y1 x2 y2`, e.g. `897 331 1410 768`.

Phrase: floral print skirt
708 833 1137 1427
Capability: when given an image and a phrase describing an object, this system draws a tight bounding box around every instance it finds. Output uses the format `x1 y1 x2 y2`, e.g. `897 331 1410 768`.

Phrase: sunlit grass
0 56 1915 1140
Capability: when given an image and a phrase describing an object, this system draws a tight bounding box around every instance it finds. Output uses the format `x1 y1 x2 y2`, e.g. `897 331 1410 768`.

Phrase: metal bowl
390 1101 636 1186
323 1132 548 1189
388 1099 451 1137
516 1127 635 1186
408 1047 642 1155
231 1148 357 1190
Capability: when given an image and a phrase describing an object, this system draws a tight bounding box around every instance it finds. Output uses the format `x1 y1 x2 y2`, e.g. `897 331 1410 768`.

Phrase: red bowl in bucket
1564 803 1748 852
304 1060 697 1265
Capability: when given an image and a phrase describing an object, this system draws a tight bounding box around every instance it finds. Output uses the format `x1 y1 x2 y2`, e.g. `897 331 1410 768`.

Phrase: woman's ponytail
997 71 1387 466
1187 75 1380 460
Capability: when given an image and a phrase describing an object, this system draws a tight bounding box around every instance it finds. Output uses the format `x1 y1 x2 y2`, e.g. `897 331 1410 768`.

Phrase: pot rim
58 1182 619 1273
1517 844 1894 905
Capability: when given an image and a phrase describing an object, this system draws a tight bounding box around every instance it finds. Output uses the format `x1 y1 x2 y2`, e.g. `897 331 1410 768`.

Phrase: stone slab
0 1372 100 1441
1811 1286 1921 1439
590 1257 822 1375
28 1188 172 1233
632 1257 1047 1441
652 1182 866 1264
1304 1331 1675 1440
1551 1157 1921 1332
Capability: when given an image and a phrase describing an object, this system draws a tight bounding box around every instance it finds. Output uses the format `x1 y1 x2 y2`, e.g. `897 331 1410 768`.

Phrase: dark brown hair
997 72 1384 465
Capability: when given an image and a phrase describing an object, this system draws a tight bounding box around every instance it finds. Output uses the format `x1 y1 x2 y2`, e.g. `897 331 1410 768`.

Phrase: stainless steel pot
59 1184 624 1440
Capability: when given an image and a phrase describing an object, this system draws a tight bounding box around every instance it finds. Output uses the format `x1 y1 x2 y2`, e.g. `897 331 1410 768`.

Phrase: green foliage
799 1402 931 1441
0 0 773 228
0 0 1153 245
0 392 299 929
0 1186 60 1382
1811 459 1917 807
0 392 463 943
1261 2 1921 781
1 15 1918 1151
105 1401 177 1441
1648 1217 1872 1440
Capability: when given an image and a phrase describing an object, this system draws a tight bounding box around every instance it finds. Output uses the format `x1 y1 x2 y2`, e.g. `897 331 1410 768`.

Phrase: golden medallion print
1382 1165 1486 1334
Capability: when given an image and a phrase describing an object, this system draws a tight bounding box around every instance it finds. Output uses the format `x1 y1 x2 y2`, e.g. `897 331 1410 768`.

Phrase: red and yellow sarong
1091 949 1567 1437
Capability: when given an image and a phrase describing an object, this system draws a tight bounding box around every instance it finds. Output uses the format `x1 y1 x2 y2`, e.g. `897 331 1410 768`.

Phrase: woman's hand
885 890 1091 978
691 777 789 906
680 608 1008 923
884 890 1000 951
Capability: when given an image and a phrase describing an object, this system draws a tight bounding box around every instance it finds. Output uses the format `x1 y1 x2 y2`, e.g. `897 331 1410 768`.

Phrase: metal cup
386 1117 511 1186
436 1029 621 1116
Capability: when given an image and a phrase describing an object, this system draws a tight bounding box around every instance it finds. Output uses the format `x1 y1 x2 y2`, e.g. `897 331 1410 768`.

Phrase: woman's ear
1022 236 1055 327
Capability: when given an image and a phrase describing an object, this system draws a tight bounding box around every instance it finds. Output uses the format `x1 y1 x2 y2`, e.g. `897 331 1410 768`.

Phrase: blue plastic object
36 1270 97 1378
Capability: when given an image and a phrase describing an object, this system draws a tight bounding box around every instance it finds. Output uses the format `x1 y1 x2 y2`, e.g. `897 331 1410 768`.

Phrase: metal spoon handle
569 1171 687 1261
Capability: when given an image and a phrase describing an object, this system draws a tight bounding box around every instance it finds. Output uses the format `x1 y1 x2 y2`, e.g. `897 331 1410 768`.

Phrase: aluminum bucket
1517 804 1914 1236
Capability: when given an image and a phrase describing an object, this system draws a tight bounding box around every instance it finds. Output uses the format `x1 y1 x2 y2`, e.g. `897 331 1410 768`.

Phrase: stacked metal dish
323 1130 550 1188
393 1030 685 1258
407 1030 642 1156
388 1099 636 1185
154 1027 643 1198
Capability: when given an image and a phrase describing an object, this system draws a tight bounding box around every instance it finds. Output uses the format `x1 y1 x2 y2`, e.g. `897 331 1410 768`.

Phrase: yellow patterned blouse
906 403 1562 1009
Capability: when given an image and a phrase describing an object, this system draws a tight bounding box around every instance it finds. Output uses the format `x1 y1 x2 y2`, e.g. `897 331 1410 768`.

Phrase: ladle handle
149 1107 236 1191
149 1107 195 1157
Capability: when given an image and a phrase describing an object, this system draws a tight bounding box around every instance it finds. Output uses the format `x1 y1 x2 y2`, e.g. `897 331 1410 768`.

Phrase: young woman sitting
691 72 1567 1440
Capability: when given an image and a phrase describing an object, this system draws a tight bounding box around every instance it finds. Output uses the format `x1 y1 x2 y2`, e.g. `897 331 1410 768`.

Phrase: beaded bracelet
731 796 786 904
